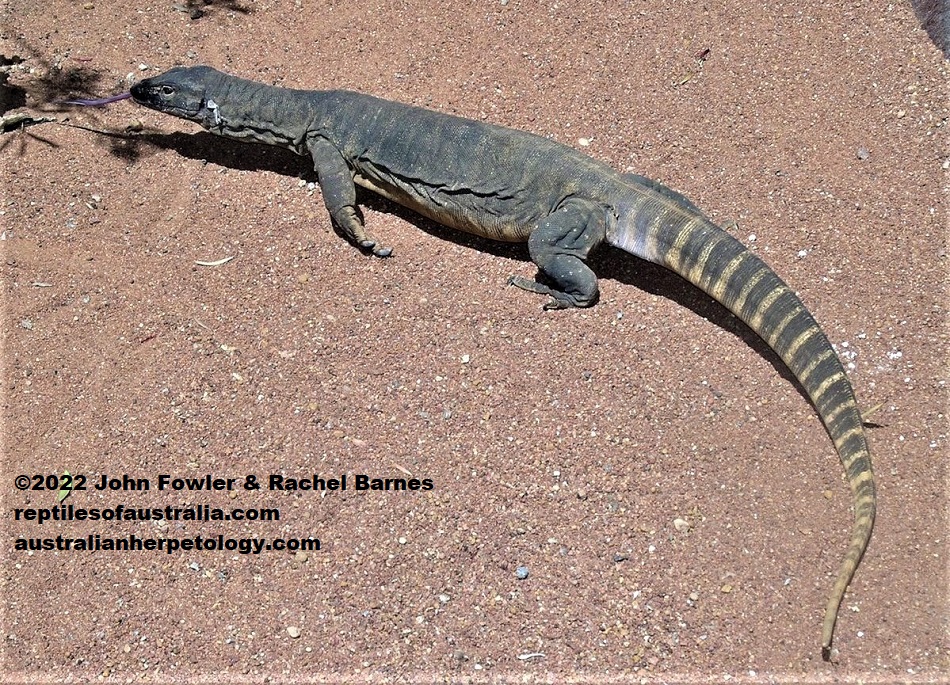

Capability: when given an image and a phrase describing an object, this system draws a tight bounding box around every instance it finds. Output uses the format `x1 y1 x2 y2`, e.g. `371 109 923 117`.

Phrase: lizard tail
608 205 876 659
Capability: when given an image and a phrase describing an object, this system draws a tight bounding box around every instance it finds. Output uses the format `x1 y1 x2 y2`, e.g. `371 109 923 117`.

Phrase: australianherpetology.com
129 65 876 659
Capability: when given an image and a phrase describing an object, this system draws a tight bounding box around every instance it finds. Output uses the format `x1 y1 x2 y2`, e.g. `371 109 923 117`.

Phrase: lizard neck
197 75 327 155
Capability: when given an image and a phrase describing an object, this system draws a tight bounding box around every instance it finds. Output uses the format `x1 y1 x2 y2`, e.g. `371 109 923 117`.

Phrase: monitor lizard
129 65 876 659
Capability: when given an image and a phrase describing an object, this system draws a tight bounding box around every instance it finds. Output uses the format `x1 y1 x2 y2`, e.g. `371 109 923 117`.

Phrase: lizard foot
329 207 392 257
507 275 574 310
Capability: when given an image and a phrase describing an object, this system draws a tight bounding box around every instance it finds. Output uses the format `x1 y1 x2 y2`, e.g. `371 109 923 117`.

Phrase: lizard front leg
306 136 392 257
509 199 606 309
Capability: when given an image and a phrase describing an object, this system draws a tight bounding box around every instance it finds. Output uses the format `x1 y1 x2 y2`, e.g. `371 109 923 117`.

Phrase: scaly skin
131 66 876 659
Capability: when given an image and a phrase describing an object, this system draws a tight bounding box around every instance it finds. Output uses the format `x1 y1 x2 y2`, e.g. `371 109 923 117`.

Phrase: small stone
823 489 834 500
515 566 529 580
297 273 309 283
578 137 591 147
286 626 301 638
295 551 308 563
721 584 733 594
673 518 691 533
856 147 870 160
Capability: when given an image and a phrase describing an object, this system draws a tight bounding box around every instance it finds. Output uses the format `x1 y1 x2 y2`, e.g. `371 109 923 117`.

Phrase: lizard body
130 66 876 658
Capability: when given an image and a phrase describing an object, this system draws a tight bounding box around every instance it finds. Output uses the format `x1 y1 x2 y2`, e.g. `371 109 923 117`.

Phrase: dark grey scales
130 65 876 659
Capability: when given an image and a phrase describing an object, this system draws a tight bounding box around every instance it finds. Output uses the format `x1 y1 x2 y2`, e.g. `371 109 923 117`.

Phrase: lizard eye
160 85 174 96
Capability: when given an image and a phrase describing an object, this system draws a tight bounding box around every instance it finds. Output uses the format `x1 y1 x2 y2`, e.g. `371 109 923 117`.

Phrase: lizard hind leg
509 200 606 309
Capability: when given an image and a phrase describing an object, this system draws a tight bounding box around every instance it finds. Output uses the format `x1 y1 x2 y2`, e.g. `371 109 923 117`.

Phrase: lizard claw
358 239 393 258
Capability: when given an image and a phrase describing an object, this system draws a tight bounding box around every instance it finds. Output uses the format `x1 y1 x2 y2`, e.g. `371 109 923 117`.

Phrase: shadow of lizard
122 127 804 402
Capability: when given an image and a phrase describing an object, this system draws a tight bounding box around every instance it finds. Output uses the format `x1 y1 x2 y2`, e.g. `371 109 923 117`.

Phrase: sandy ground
2 0 947 682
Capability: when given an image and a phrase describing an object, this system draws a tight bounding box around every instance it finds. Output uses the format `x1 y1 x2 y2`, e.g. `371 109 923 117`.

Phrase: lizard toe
542 297 573 310
508 275 551 295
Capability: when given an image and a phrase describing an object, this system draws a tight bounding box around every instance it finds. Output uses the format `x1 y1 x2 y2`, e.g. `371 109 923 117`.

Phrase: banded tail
609 187 876 659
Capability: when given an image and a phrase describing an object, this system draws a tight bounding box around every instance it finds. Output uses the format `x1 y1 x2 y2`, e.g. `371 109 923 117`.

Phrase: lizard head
131 66 224 128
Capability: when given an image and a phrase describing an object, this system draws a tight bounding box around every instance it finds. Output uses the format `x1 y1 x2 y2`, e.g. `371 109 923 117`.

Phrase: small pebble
673 518 691 533
856 147 870 160
515 566 529 580
286 626 301 639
